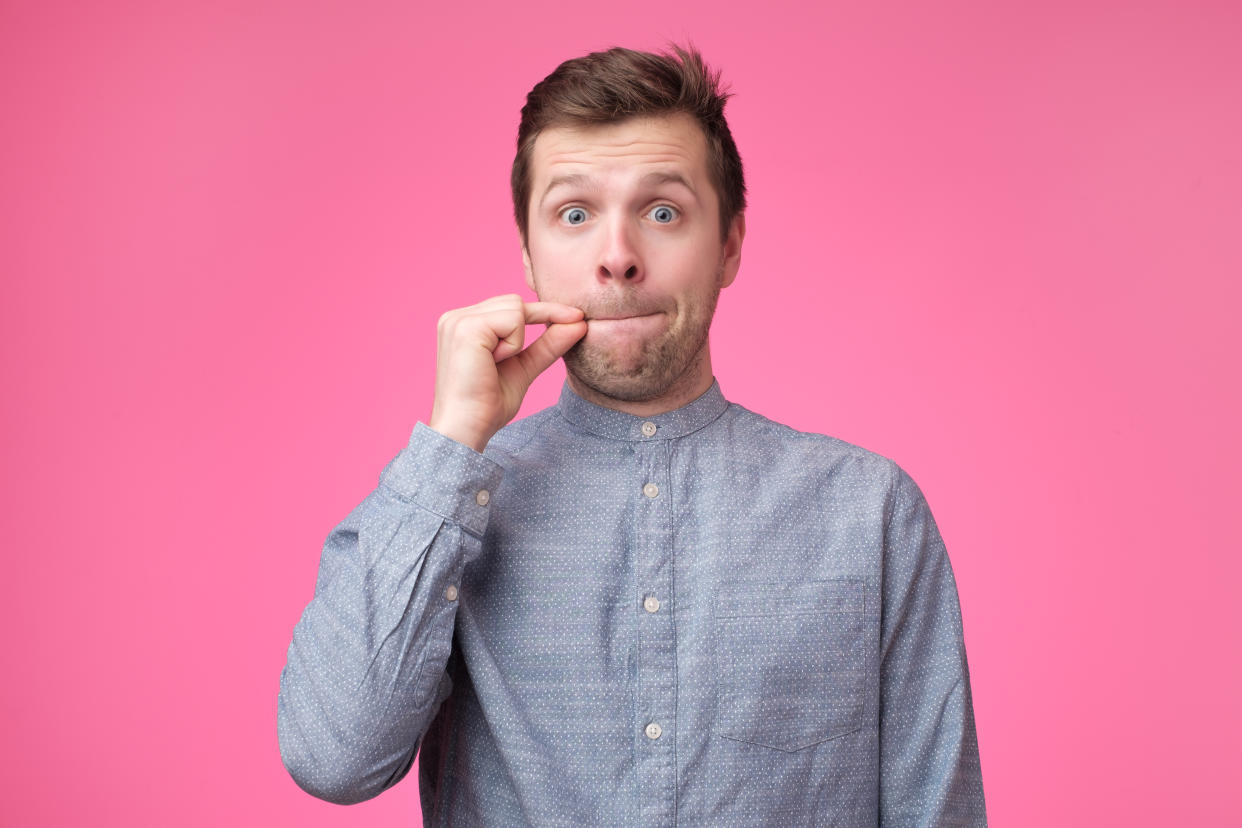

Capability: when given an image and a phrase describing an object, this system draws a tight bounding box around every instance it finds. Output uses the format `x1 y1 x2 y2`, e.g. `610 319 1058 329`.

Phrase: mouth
581 312 667 343
587 312 661 321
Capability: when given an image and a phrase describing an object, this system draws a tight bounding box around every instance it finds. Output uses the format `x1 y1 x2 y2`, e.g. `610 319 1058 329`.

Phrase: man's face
522 113 744 404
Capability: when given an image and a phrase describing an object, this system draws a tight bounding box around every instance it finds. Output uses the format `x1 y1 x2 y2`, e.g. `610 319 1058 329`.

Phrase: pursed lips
581 312 667 339
586 312 661 321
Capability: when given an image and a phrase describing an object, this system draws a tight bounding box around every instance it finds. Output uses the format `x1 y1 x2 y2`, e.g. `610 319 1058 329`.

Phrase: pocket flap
714 579 863 619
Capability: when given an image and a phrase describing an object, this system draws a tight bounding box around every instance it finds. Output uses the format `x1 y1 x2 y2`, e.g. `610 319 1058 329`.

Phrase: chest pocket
713 579 866 752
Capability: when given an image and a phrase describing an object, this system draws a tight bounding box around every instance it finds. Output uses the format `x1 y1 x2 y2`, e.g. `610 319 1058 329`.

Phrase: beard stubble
562 278 722 404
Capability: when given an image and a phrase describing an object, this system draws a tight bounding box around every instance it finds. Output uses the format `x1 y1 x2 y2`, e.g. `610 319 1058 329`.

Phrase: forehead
529 113 711 187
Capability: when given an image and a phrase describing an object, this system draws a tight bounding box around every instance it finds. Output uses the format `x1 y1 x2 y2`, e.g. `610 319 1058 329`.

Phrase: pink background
3 1 1239 825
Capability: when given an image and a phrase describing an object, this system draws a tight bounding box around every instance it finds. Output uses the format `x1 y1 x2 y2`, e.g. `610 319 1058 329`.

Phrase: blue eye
649 205 678 223
562 207 588 225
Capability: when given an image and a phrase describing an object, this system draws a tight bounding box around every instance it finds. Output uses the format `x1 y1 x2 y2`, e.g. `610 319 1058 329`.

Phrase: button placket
633 438 675 816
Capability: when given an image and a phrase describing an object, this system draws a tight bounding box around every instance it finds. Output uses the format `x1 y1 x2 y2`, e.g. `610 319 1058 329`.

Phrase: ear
521 244 535 291
720 213 746 288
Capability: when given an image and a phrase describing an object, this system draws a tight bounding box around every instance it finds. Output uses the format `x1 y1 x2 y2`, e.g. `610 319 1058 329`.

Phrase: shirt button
643 596 660 613
475 489 490 506
445 585 459 601
645 722 662 740
642 482 659 499
640 421 657 437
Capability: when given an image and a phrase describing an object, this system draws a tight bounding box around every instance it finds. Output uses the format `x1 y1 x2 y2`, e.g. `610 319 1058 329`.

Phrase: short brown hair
512 45 746 244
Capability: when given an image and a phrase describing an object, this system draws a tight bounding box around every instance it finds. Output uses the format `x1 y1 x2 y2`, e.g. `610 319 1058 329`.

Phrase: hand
428 294 587 452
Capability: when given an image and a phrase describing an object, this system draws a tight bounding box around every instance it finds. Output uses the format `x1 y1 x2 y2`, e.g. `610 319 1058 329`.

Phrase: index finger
523 301 585 325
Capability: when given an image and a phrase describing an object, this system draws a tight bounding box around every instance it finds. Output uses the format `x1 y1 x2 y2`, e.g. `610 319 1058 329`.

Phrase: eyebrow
539 173 596 208
639 171 697 194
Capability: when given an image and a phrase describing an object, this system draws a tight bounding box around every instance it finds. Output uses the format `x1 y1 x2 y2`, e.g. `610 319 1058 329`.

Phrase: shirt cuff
380 422 505 538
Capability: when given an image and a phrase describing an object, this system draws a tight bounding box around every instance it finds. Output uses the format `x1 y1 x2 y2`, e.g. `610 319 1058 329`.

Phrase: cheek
527 262 580 305
660 249 722 293
526 239 569 289
530 230 585 268
654 230 723 270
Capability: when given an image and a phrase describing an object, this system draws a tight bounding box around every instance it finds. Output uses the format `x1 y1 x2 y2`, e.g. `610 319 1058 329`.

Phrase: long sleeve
878 466 986 826
277 423 504 805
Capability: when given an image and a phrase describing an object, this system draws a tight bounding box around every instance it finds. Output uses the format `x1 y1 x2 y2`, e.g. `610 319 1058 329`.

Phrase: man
278 46 986 825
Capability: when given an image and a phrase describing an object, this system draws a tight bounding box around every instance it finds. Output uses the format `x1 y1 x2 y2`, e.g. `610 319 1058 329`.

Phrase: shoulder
722 403 941 551
719 401 904 492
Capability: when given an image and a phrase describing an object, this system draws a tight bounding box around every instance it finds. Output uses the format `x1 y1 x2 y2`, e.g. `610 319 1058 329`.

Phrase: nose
596 216 643 284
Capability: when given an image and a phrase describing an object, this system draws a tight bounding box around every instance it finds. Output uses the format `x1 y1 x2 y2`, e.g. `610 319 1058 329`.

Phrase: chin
565 352 658 402
563 338 705 404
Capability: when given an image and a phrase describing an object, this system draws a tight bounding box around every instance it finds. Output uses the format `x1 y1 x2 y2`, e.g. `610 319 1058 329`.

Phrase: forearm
277 424 502 804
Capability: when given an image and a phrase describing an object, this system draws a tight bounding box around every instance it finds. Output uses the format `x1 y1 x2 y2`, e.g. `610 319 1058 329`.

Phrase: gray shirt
278 381 986 825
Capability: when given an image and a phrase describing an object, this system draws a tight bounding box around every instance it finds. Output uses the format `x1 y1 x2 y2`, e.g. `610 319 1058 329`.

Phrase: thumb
507 321 587 386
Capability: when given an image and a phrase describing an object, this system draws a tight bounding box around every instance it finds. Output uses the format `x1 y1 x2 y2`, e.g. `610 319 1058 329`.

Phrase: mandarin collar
556 379 729 441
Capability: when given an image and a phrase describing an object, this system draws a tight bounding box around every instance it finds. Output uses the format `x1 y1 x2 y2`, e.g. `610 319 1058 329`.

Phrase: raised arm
277 295 585 803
